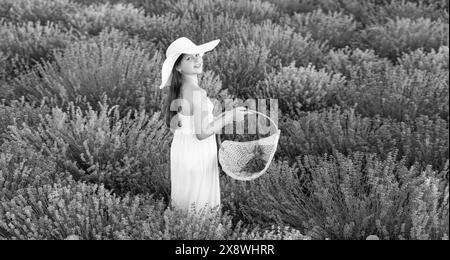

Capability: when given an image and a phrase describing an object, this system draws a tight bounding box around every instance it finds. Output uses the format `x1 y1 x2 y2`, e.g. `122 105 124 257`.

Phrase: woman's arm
193 91 232 141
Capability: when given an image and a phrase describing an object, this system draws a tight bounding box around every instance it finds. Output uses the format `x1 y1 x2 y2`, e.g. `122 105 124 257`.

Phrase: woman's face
176 53 203 75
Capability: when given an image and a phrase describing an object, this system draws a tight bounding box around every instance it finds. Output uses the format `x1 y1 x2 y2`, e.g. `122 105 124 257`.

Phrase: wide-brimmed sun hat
159 37 220 89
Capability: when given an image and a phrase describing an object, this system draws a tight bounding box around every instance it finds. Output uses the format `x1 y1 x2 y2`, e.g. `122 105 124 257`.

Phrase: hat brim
159 39 220 89
182 39 220 55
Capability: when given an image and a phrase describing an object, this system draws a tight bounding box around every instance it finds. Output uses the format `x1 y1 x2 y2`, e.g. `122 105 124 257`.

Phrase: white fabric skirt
170 130 221 216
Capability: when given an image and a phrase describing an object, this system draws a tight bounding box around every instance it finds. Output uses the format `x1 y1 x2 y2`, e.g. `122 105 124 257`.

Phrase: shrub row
2 1 447 104
0 179 309 240
277 106 449 171
397 45 449 73
1 0 447 76
281 8 359 49
263 0 448 25
255 45 448 122
141 12 328 70
323 46 448 121
69 2 150 37
339 60 448 122
10 38 163 116
256 63 345 117
0 140 72 201
2 100 448 240
73 0 285 24
0 136 308 240
368 0 449 24
0 0 82 29
0 0 150 36
6 21 326 107
0 19 77 78
0 98 51 145
221 149 449 240
153 0 284 25
359 17 449 61
7 100 172 200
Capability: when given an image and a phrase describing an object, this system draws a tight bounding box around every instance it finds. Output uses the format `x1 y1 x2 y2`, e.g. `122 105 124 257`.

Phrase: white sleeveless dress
170 96 221 216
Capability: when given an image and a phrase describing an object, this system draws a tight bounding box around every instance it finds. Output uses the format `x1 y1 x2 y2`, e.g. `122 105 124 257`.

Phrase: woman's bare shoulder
179 84 207 115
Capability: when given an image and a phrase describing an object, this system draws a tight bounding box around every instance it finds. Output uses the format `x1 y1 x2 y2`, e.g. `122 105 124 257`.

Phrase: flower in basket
240 144 267 176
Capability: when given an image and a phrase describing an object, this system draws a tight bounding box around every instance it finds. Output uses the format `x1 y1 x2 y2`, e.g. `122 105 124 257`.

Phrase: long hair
164 53 185 129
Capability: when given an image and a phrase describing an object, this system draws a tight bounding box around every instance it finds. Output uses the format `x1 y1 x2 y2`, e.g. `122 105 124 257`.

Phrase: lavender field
0 0 448 240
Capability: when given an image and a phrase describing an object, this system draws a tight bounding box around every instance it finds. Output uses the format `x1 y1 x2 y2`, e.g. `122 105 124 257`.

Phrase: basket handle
216 108 278 129
215 108 278 149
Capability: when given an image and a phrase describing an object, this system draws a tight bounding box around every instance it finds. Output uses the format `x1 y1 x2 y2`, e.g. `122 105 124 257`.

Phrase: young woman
159 37 247 216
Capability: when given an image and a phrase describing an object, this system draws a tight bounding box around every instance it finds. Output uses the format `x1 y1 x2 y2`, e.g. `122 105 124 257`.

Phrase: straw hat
159 37 220 89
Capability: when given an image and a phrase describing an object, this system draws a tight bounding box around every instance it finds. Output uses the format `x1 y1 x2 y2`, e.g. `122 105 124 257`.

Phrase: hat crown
166 37 196 57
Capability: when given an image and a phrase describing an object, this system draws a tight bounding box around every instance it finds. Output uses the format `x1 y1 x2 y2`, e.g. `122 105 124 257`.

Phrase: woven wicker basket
217 109 281 181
